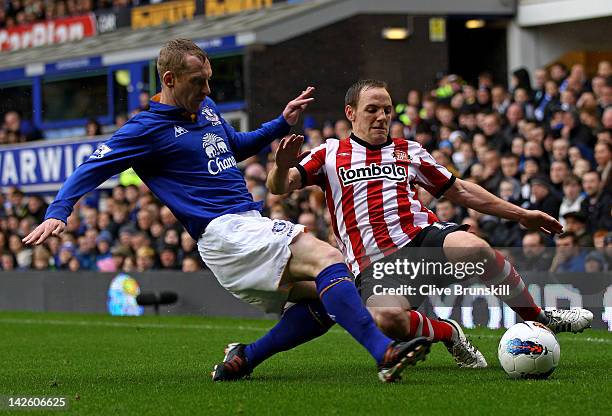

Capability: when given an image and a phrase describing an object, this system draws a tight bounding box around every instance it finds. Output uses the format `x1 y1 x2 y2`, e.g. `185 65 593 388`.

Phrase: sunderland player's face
349 87 392 144
175 55 212 113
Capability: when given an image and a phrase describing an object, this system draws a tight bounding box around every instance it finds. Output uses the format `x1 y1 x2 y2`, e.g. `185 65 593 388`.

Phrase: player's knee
315 244 344 272
445 232 494 263
372 307 409 339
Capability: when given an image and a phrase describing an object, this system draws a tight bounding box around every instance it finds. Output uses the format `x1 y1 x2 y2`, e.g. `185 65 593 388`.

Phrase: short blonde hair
157 38 208 80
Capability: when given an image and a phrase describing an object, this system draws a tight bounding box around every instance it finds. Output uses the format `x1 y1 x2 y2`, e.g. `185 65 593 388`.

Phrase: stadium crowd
0 62 611 272
0 0 164 29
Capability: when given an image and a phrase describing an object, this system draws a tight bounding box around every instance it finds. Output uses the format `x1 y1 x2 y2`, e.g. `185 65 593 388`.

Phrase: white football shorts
198 210 305 313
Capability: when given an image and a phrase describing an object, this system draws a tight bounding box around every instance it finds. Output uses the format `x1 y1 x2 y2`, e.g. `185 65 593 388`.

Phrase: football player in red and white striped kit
215 80 594 378
268 80 593 362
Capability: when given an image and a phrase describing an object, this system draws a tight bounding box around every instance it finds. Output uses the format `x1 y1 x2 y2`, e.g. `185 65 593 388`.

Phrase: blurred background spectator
0 60 610 272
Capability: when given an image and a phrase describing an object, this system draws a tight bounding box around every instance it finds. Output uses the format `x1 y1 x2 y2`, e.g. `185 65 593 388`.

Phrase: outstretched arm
23 123 152 245
267 134 307 194
443 178 563 235
223 87 315 161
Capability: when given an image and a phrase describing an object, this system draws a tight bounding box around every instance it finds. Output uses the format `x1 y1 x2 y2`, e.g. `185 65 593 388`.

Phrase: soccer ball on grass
498 321 560 379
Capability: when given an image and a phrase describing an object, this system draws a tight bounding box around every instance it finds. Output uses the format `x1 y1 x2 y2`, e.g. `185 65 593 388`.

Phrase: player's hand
282 86 315 126
519 210 563 235
275 134 308 170
22 218 66 246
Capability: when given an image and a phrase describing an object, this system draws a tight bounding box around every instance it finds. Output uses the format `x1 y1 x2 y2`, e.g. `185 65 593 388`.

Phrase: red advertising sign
0 14 98 53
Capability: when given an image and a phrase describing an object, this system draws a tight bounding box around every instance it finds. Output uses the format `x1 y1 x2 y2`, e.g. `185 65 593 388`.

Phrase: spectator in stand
56 242 76 270
562 211 593 248
510 68 532 97
573 158 592 177
499 179 521 206
138 91 150 111
109 245 130 271
159 245 178 270
585 251 608 273
550 232 586 272
594 142 611 191
2 110 41 141
1 251 17 270
581 171 612 232
549 62 568 85
4 61 611 270
559 175 585 227
561 64 588 94
334 119 351 140
85 118 102 138
76 229 98 270
517 231 553 272
535 80 560 122
549 161 570 197
481 113 506 152
551 138 570 163
31 246 52 270
532 67 548 107
182 255 201 272
26 195 48 224
434 198 460 224
481 149 504 194
6 188 28 219
9 233 31 269
561 110 595 148
135 246 155 272
502 103 523 144
95 230 113 270
115 114 128 130
68 256 81 272
528 175 561 219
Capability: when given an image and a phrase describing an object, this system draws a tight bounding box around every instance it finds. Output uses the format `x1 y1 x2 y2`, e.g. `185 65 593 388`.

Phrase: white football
498 321 560 379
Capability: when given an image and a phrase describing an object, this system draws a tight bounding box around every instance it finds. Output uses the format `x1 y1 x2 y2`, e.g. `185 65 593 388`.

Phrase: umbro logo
337 152 351 157
174 125 189 137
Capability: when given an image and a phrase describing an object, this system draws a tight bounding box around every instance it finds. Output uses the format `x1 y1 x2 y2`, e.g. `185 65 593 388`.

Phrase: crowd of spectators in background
0 0 166 29
0 61 611 273
0 184 204 272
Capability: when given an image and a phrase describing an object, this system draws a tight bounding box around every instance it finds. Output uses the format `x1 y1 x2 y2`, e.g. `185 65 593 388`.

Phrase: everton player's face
349 87 392 144
174 54 212 113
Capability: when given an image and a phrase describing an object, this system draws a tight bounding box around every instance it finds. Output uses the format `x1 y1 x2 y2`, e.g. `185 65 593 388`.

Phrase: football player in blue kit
23 39 430 383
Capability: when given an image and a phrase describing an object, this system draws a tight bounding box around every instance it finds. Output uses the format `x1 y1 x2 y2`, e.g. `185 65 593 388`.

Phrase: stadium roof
0 0 515 70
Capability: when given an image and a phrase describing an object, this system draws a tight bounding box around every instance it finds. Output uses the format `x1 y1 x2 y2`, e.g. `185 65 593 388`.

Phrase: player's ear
163 71 175 88
345 105 355 122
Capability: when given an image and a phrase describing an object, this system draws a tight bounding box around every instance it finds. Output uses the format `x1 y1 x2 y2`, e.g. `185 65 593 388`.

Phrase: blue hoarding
0 136 117 193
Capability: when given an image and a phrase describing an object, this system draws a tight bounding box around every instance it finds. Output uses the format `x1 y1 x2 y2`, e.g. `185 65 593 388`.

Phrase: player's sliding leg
211 298 334 381
443 231 593 334
367 295 487 368
284 232 430 382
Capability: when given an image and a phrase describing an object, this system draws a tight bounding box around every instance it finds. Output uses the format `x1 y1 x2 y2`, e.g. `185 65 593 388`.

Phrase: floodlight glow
382 27 409 40
465 19 485 29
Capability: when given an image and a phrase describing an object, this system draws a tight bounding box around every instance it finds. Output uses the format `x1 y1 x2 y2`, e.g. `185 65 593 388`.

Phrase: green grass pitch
0 311 610 415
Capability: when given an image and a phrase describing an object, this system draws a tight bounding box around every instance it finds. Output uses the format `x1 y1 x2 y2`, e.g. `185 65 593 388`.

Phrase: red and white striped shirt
298 134 455 275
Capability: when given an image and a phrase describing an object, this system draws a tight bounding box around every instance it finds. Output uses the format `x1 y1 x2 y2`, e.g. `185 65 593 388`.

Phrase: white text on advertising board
0 14 97 52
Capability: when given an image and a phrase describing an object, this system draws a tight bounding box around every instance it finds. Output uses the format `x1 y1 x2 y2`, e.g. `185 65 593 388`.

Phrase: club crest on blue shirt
201 106 221 126
271 220 296 237
202 133 229 158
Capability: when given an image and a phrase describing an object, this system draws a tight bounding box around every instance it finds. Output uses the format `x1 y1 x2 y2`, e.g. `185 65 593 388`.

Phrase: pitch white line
0 318 271 333
0 318 610 344
468 333 612 344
